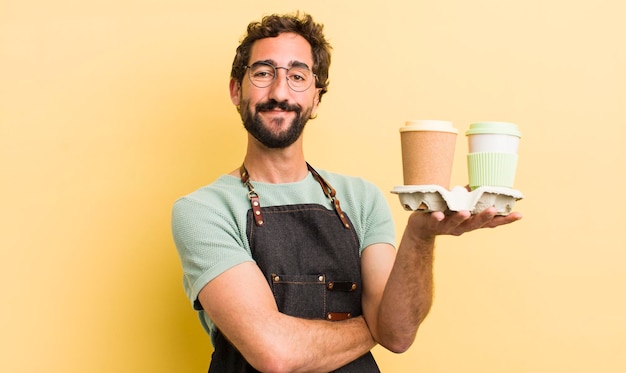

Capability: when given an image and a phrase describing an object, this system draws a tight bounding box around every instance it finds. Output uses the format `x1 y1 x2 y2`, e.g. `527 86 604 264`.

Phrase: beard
240 99 312 149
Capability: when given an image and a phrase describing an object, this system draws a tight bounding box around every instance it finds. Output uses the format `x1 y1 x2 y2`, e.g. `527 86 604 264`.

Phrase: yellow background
2 0 625 372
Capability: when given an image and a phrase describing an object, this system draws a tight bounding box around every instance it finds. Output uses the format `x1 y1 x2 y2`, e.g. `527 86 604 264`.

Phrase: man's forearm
201 262 377 373
244 314 376 373
374 233 435 353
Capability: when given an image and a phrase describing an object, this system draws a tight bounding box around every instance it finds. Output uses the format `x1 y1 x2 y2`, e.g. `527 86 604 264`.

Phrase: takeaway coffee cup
400 120 458 188
466 121 522 189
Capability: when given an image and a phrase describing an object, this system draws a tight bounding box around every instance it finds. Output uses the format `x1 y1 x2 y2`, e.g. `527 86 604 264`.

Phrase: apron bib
208 164 380 373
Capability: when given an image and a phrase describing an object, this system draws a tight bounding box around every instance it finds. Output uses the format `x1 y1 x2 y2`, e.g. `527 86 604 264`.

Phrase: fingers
455 208 522 233
428 210 473 237
410 208 522 238
470 207 499 228
448 209 487 235
482 211 523 228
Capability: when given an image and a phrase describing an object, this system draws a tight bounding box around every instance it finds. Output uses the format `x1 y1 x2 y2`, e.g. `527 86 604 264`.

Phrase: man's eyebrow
290 61 312 70
250 59 312 70
252 59 276 66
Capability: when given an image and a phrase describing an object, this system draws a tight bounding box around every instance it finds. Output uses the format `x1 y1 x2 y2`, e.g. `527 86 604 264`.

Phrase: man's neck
237 141 308 184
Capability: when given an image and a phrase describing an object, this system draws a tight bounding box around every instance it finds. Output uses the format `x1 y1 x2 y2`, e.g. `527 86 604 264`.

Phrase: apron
207 163 380 373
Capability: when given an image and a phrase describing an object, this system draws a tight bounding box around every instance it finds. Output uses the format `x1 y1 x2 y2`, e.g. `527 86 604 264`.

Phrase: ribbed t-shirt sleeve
171 195 254 308
358 180 396 251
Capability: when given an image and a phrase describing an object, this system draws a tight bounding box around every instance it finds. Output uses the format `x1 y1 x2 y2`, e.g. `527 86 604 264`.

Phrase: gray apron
207 164 380 372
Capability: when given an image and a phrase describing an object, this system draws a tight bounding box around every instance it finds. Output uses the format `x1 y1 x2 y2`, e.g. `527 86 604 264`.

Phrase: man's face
230 33 321 149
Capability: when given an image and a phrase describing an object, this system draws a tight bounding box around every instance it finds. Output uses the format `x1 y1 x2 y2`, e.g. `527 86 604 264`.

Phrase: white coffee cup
466 122 522 189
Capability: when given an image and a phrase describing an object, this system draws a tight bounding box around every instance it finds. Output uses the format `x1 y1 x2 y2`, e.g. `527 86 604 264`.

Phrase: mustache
256 100 301 113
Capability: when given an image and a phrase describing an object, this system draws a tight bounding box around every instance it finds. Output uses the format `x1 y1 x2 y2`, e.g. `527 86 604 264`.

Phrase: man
172 12 521 372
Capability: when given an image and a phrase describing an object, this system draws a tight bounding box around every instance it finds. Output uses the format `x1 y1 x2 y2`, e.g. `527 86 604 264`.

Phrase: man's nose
267 68 291 101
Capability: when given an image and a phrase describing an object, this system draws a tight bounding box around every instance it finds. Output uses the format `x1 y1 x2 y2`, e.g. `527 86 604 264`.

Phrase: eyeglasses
244 61 317 92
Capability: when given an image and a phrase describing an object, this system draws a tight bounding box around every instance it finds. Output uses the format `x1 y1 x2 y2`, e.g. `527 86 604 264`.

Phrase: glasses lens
286 67 313 91
248 63 275 88
247 62 315 91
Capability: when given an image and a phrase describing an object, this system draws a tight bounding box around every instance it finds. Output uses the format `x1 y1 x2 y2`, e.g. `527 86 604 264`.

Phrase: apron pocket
271 273 327 319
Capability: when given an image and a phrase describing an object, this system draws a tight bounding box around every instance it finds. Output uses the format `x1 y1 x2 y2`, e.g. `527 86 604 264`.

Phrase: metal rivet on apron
255 210 261 215
273 275 280 282
318 275 324 282
253 201 259 207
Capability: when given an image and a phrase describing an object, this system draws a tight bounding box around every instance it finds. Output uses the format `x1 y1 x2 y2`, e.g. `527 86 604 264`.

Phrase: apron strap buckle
241 164 265 226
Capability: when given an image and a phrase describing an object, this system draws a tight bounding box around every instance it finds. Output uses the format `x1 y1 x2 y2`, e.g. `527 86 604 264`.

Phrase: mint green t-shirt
171 169 396 337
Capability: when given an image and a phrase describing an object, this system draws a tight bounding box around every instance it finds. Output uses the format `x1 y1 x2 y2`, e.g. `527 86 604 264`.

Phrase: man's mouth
256 100 300 113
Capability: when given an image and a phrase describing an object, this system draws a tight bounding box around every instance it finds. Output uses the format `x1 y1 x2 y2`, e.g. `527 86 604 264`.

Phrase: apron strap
306 163 351 229
240 164 264 226
239 163 351 229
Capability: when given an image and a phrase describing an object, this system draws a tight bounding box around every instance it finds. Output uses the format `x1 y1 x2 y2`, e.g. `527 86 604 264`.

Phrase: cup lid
465 122 522 137
400 120 458 134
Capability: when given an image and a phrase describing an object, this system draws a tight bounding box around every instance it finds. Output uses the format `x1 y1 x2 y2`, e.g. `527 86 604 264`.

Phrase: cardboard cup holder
391 185 523 216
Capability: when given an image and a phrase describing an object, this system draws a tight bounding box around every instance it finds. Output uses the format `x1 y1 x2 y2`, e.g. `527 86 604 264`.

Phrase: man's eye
288 69 309 82
253 70 274 79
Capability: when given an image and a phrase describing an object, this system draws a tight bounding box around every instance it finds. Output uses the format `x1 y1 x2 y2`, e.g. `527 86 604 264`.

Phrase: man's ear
311 88 322 117
229 79 241 106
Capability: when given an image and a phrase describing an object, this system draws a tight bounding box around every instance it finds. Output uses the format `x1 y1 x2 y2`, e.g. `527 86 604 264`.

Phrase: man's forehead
248 33 313 66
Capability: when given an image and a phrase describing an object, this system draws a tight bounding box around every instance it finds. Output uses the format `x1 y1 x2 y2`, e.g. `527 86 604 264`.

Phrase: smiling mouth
256 100 300 113
260 108 293 116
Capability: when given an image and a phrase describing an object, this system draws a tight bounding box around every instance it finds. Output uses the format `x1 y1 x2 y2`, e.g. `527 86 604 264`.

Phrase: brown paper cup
400 120 458 188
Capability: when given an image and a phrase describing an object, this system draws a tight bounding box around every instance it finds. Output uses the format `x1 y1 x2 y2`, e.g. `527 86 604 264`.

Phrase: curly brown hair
230 12 332 102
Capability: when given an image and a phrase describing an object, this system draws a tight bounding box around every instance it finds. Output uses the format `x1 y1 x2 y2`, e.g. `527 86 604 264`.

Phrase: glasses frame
243 62 317 92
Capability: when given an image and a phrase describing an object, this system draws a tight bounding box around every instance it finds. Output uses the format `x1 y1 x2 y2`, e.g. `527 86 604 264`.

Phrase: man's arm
362 207 522 353
198 261 376 373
